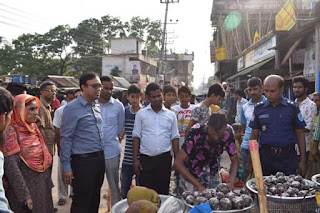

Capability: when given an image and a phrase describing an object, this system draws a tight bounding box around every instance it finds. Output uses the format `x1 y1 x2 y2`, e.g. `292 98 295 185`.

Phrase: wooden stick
281 38 302 65
249 140 268 213
246 12 252 45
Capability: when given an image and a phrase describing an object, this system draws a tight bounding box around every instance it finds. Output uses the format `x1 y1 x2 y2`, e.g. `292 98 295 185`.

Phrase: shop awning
227 57 274 80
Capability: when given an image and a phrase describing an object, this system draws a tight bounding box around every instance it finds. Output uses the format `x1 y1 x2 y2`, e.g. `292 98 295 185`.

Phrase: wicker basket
266 198 317 213
247 178 317 213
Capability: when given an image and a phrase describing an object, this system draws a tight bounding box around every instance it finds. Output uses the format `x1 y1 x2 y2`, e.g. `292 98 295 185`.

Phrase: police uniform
249 97 306 175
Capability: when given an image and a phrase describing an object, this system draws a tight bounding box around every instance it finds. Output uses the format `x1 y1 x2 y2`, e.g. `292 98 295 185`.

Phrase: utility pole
159 0 179 80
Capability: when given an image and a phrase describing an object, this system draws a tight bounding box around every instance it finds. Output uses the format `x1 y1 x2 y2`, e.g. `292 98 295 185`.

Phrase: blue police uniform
249 97 306 175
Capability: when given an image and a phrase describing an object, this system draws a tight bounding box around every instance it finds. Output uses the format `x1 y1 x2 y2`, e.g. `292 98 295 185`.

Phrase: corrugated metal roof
44 75 79 88
112 76 131 89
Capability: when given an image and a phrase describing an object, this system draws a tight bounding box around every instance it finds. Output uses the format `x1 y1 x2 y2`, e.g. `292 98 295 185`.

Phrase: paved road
51 141 127 213
51 155 109 213
51 141 233 213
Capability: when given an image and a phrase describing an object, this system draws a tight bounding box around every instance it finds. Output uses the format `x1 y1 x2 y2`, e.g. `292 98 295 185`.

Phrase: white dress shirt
53 105 66 128
132 104 179 156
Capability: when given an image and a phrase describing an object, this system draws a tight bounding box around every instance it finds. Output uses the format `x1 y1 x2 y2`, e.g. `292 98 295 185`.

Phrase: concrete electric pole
158 0 179 80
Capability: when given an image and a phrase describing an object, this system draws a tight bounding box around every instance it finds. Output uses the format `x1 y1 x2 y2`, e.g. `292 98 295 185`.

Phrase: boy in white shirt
172 86 195 148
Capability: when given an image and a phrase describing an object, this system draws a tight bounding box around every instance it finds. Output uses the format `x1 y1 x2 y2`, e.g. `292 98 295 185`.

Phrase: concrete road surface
51 155 109 213
51 140 128 213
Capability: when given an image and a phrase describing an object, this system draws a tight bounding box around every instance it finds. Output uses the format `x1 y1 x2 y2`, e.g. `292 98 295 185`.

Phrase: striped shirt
123 106 138 165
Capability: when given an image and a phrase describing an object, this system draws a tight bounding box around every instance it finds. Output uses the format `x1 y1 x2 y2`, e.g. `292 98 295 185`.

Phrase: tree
70 18 105 74
127 17 162 57
110 66 121 77
145 20 162 57
128 17 150 38
101 15 127 52
11 33 60 76
0 15 163 77
42 25 73 75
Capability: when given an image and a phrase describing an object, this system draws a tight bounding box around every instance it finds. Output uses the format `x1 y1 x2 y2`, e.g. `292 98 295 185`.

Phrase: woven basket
267 198 317 213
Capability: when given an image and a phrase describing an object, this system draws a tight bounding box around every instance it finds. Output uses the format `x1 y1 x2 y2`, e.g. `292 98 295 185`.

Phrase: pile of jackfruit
126 186 161 213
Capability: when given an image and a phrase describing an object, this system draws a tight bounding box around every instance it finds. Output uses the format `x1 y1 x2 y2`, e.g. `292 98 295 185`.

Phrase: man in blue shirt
249 75 306 176
60 72 105 213
240 77 267 182
98 76 125 207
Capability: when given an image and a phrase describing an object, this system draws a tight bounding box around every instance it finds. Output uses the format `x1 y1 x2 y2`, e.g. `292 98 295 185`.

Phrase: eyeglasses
86 84 102 89
43 89 57 93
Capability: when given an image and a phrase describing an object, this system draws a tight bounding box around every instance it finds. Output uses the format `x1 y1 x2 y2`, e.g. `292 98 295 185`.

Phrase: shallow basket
246 177 317 213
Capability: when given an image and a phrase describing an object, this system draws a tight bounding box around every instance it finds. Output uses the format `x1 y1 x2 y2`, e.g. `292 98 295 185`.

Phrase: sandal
58 199 66 206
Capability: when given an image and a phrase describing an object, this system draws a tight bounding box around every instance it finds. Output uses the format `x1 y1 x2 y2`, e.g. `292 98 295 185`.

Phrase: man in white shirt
61 90 74 106
293 77 317 158
53 89 81 206
234 89 248 123
132 82 179 195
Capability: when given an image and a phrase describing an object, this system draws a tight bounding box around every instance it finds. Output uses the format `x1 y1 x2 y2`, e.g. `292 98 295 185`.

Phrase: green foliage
0 15 162 77
110 66 122 77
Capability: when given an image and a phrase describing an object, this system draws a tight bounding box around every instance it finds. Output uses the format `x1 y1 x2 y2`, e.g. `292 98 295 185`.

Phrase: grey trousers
105 155 121 207
58 157 72 200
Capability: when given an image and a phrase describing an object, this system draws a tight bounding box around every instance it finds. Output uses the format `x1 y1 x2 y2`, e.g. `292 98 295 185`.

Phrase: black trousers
260 145 298 176
70 154 105 213
140 152 172 195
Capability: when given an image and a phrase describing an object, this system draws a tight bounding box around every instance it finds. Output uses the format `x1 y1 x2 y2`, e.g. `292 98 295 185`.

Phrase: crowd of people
0 72 319 213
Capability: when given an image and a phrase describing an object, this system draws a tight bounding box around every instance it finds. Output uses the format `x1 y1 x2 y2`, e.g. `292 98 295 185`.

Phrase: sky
0 0 215 89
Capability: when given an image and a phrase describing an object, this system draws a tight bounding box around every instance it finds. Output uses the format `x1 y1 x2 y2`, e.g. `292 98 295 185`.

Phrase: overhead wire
0 4 160 54
0 3 163 70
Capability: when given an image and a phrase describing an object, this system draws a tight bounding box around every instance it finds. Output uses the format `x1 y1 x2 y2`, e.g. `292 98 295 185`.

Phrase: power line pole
159 0 179 78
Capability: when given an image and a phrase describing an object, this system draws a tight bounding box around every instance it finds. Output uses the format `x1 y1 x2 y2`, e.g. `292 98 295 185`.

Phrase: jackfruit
127 186 161 208
126 200 159 213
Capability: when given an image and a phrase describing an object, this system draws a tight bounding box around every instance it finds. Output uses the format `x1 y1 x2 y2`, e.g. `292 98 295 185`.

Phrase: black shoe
58 199 66 206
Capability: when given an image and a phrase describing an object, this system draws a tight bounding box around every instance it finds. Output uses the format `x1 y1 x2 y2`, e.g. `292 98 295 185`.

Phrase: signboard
103 63 123 76
177 54 185 60
275 0 296 31
253 36 276 63
215 46 227 61
225 0 281 10
240 35 276 71
170 78 179 87
304 35 316 77
210 41 216 63
245 50 255 68
129 61 141 75
301 0 320 10
237 56 244 71
157 74 164 85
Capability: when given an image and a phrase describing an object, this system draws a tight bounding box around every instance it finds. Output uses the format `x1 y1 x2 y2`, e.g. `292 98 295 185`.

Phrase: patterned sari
2 94 52 172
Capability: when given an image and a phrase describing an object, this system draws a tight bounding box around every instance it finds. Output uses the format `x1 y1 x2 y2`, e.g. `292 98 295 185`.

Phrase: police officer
249 75 306 176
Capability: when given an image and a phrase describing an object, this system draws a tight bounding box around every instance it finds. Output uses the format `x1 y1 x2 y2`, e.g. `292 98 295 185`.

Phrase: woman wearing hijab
2 94 54 212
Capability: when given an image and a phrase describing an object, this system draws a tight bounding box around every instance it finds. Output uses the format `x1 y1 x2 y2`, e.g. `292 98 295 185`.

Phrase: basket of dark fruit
246 172 318 213
182 183 257 212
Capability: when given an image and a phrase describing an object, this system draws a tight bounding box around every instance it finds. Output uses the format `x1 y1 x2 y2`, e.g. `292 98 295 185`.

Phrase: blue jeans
120 163 136 198
241 148 249 182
